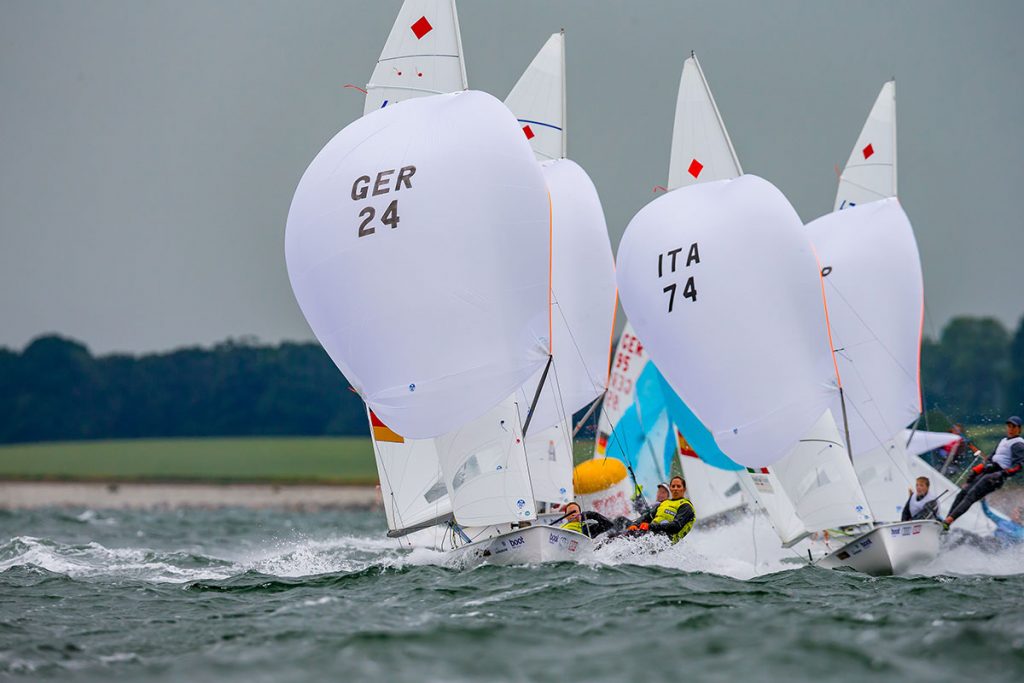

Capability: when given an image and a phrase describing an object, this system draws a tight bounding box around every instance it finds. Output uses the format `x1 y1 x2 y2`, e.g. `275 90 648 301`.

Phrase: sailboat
286 82 588 562
589 54 749 524
830 81 993 538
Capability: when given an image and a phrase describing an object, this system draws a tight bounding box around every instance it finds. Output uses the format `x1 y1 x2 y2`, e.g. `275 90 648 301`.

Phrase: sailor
629 475 696 544
901 476 940 521
558 501 621 538
980 500 1024 546
944 416 1024 528
559 502 584 534
654 482 670 505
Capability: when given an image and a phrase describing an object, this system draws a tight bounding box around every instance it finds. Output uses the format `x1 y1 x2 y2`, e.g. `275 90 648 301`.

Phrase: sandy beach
0 481 380 510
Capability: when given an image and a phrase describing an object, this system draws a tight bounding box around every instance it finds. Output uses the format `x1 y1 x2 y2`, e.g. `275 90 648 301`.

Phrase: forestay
369 409 453 535
433 397 537 527
516 159 616 435
286 91 551 439
505 31 565 161
616 175 838 468
667 53 742 191
807 198 923 455
363 0 468 115
834 80 896 211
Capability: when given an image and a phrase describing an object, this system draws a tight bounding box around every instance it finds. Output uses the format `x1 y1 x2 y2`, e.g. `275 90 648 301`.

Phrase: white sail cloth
525 419 574 505
287 91 551 439
516 159 616 434
371 425 452 534
504 32 565 161
364 0 467 115
834 81 896 211
616 175 838 468
667 54 742 191
807 198 923 456
434 397 537 527
740 410 874 546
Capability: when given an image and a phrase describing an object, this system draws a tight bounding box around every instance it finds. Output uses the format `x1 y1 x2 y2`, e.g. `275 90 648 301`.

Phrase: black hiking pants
948 469 1006 522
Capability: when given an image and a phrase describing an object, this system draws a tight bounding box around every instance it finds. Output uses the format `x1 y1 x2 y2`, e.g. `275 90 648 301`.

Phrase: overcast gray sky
1 1 1021 354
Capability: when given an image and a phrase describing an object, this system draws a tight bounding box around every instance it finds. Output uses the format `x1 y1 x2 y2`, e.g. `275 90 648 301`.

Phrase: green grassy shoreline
0 437 379 485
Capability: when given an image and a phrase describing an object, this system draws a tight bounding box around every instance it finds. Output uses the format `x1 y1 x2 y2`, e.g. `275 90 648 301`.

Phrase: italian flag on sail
369 410 404 444
746 466 769 474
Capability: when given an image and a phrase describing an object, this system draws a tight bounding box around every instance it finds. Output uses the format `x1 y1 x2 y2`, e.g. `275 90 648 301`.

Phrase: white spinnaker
287 92 551 439
742 410 874 546
667 53 742 191
434 396 537 527
616 175 839 468
517 159 616 434
505 31 565 161
807 199 923 456
364 0 467 115
525 419 574 505
834 80 896 211
370 417 453 534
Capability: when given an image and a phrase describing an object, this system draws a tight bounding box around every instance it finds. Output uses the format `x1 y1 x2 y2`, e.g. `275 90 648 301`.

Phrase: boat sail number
350 166 417 237
658 242 699 312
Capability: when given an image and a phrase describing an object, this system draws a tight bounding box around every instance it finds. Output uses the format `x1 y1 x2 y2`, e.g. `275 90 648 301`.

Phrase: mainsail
363 0 468 115
616 175 838 468
286 91 552 439
667 53 742 191
504 31 566 161
834 80 896 210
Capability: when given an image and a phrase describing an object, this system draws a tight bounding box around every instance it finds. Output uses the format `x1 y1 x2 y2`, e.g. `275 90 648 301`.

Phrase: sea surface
2 506 1022 682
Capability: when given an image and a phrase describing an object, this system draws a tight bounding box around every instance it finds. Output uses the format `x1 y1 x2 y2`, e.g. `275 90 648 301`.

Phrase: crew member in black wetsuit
945 416 1024 528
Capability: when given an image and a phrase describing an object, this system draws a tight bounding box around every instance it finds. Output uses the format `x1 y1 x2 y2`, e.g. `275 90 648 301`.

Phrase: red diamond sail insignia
410 16 433 39
688 159 704 178
862 143 874 159
522 125 535 140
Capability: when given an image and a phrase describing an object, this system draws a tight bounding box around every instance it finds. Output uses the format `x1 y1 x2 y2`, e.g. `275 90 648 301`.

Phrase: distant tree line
0 314 1022 444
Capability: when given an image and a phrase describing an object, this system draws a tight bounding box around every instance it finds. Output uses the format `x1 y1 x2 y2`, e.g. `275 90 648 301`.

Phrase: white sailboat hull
452 525 593 566
816 520 941 576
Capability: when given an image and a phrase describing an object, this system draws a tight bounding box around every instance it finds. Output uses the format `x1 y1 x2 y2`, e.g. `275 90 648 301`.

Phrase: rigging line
824 279 918 380
368 413 405 532
552 290 608 392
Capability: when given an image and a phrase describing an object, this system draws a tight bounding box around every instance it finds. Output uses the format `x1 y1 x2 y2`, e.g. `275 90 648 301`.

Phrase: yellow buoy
573 458 628 495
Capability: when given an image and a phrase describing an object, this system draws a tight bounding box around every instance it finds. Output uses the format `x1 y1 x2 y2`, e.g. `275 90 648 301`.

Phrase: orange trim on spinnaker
810 244 843 388
604 291 619 388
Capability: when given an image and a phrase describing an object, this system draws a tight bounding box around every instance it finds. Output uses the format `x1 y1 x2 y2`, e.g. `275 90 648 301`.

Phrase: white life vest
991 436 1024 470
907 490 938 517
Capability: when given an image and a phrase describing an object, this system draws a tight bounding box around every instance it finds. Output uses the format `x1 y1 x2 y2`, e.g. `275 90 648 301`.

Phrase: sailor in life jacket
631 475 696 544
559 502 584 534
946 416 1024 527
901 476 940 521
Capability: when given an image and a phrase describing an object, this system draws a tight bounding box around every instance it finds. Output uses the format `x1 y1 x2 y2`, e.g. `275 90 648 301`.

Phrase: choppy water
2 507 1022 682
